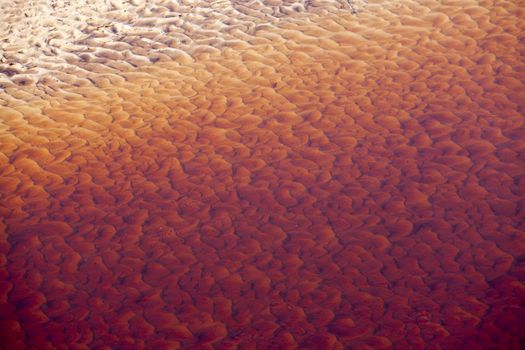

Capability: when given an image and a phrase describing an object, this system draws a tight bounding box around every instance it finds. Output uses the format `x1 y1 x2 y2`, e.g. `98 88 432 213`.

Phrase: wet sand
1 0 524 349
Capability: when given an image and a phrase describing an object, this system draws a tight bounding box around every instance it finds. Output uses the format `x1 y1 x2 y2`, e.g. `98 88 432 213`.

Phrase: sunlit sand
1 0 524 348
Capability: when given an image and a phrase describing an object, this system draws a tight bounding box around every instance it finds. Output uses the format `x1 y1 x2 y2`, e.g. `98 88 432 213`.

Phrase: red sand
1 0 524 349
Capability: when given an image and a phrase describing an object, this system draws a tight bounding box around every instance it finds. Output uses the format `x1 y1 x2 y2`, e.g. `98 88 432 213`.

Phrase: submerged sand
1 0 524 349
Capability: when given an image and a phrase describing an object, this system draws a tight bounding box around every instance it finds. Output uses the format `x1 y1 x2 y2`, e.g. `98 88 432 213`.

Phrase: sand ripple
1 0 524 349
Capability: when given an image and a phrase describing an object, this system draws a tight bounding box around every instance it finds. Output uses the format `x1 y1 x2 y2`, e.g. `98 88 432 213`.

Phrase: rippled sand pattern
1 0 524 348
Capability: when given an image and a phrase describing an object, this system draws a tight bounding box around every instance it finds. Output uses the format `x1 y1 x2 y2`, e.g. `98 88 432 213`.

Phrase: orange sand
1 0 524 349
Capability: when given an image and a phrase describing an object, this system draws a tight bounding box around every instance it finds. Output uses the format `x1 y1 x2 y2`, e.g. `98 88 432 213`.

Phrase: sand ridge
1 0 525 349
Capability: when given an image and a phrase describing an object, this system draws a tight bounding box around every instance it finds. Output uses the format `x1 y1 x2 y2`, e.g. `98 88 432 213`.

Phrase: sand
1 0 524 349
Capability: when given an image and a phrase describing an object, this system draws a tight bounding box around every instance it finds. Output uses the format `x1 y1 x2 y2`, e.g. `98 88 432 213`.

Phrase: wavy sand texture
1 0 524 349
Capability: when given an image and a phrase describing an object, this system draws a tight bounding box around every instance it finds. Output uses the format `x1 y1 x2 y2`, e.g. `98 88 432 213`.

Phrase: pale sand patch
0 0 364 87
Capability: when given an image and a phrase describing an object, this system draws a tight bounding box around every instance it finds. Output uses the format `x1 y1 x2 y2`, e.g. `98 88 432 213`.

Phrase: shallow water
0 0 524 349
